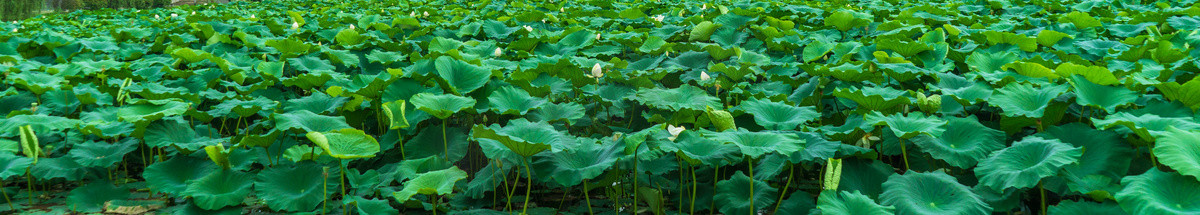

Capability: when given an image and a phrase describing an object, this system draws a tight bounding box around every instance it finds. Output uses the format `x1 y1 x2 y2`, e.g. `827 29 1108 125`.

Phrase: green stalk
689 165 696 215
633 149 639 214
900 138 910 170
442 118 449 161
710 166 718 215
772 165 793 214
432 194 439 215
26 170 32 207
322 167 328 215
521 157 533 215
748 157 754 214
1 180 13 210
583 179 594 215
339 161 348 215
1039 182 1046 215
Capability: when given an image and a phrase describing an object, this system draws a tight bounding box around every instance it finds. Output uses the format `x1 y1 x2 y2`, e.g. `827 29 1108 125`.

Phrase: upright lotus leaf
866 112 947 139
273 110 353 133
434 56 491 95
1152 127 1200 180
67 140 136 168
1115 169 1200 215
705 106 737 131
910 116 1006 168
470 119 555 157
1048 200 1127 215
144 156 217 196
816 190 895 215
409 93 475 119
975 136 1082 191
204 144 231 169
832 86 910 112
824 158 843 191
1158 78 1200 110
987 83 1068 118
533 139 622 186
255 162 334 212
714 171 777 215
183 169 254 210
735 98 821 130
306 128 381 159
880 171 991 215
634 85 720 111
18 125 38 162
487 86 546 115
0 154 32 179
705 129 802 158
381 100 409 129
1092 112 1200 142
1068 75 1137 113
392 166 469 202
67 182 130 213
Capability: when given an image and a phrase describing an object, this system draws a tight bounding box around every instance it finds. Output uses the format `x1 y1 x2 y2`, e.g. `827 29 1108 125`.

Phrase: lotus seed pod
591 63 603 78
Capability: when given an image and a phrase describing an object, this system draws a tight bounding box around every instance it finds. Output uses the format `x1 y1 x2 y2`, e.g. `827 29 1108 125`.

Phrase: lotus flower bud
155 14 160 19
667 125 685 141
702 4 707 10
350 24 356 30
410 12 416 16
423 11 429 17
493 47 503 57
250 14 256 19
192 11 196 15
590 63 603 78
292 22 300 29
560 8 564 12
700 71 710 81
524 25 533 32
596 33 601 40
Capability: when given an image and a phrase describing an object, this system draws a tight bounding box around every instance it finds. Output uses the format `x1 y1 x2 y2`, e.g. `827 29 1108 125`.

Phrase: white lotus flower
154 14 159 19
292 22 300 29
595 33 601 40
700 71 711 81
349 24 356 30
171 13 178 17
523 25 533 32
493 47 503 57
410 12 416 16
560 8 564 12
423 11 429 17
590 63 603 78
191 11 196 15
702 4 707 10
667 125 685 141
250 14 256 19
11 28 16 33
653 15 665 22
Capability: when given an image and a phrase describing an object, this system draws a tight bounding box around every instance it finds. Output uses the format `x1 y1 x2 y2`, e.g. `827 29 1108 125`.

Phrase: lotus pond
3 0 1200 214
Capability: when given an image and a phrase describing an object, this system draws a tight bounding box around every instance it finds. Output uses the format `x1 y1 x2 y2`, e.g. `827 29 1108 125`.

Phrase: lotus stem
521 157 533 215
442 118 449 161
339 160 348 215
432 194 439 215
322 167 328 215
583 179 594 215
900 138 910 170
633 149 639 214
772 165 793 214
1039 182 1046 215
710 166 718 215
747 157 754 214
1 180 13 210
689 165 697 215
27 170 34 206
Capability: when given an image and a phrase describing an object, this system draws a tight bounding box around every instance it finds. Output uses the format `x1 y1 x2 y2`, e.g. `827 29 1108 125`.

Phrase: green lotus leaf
987 83 1068 118
67 182 130 213
533 139 621 186
347 196 398 215
1115 169 1200 215
254 162 335 212
1068 75 1137 113
966 51 1020 74
393 155 455 182
265 38 314 57
404 126 469 162
381 100 409 129
1152 127 1200 180
881 171 991 215
18 125 38 162
789 132 870 164
1055 63 1118 86
910 116 1005 168
836 159 895 198
410 93 476 119
306 128 381 159
335 28 365 46
183 169 254 210
488 86 547 115
1001 61 1059 80
817 190 895 215
29 157 86 181
735 98 821 130
705 128 802 158
434 56 491 95
392 166 468 202
634 85 720 111
866 112 946 139
207 97 275 119
776 191 817 215
0 114 80 137
8 72 66 95
1037 123 1132 188
1158 78 1200 110
67 139 136 168
689 21 722 41
470 119 556 158
0 154 32 179
287 56 335 72
116 99 190 124
1092 112 1200 142
982 31 1037 52
705 106 737 131
824 10 871 31
832 86 910 112
273 110 352 133
531 102 585 124
1049 200 1128 215
714 171 778 215
282 92 346 114
78 107 135 138
975 136 1082 191
1036 30 1071 47
144 118 226 151
663 131 738 166
144 155 217 196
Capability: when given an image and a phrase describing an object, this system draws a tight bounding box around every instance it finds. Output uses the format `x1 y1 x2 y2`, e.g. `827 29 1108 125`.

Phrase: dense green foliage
3 0 1200 214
